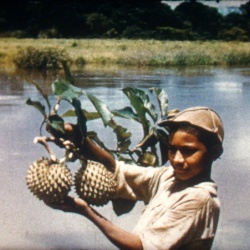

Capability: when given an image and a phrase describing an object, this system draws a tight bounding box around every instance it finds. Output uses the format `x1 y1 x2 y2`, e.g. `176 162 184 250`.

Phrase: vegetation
27 78 171 167
1 38 250 69
0 0 250 41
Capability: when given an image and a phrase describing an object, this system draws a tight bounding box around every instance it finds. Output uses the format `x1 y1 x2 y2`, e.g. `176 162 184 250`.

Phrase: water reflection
1 66 250 250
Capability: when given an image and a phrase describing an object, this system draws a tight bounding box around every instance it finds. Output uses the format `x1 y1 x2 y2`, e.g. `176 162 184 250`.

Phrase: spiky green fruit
74 160 117 206
26 158 73 203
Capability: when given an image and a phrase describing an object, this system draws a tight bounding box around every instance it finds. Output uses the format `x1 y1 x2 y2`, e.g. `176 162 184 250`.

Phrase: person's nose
173 150 184 164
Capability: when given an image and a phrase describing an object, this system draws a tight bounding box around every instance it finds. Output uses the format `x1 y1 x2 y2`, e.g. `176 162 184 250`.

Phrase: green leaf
113 125 132 152
135 129 158 151
62 109 101 121
127 87 158 122
149 87 168 118
122 87 153 136
28 80 51 111
117 139 131 153
48 115 65 134
138 151 158 167
26 98 47 118
114 125 132 141
71 98 87 138
112 107 140 122
86 92 114 127
52 78 83 101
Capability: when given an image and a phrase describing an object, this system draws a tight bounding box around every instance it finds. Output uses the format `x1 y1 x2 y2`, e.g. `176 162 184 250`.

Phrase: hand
45 196 89 214
46 123 82 148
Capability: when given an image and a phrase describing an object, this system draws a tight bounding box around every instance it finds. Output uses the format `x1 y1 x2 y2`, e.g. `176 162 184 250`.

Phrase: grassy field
1 38 250 69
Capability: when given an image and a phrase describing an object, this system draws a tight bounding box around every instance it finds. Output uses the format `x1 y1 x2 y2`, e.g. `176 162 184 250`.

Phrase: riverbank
1 38 250 69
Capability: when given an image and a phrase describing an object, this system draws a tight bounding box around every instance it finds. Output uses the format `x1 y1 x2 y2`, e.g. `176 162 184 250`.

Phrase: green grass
1 38 250 69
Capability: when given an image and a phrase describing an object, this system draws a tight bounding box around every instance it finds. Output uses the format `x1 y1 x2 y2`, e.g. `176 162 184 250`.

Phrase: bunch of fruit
26 155 117 206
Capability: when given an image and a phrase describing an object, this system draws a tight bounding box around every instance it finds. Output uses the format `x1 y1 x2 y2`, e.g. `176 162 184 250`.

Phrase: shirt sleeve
114 161 169 203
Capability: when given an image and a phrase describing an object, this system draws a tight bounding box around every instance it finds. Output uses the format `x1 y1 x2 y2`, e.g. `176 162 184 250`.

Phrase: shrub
218 27 249 41
14 47 70 70
155 27 198 40
224 51 250 65
75 57 87 65
38 28 62 39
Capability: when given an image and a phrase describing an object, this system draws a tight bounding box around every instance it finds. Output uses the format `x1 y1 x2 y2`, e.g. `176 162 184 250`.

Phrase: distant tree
174 1 223 39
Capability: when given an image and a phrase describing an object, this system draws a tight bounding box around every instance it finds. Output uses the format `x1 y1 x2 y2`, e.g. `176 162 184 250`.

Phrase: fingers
44 196 89 213
44 196 76 212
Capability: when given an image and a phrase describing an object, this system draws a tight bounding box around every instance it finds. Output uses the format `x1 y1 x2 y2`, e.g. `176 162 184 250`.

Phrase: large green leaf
122 87 153 136
86 92 114 127
125 88 158 122
26 98 46 118
149 87 168 117
135 129 158 151
112 106 140 122
71 98 87 139
113 124 132 153
62 109 101 121
52 78 83 101
28 80 51 111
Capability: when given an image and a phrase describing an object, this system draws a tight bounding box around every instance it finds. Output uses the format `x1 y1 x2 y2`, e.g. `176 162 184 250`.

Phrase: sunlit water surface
1 66 250 250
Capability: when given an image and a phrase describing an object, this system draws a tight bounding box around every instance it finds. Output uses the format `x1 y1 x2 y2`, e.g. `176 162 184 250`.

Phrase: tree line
1 0 250 41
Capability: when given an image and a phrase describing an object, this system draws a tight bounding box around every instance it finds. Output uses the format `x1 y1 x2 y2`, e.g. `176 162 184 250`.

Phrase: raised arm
47 122 116 172
80 137 116 172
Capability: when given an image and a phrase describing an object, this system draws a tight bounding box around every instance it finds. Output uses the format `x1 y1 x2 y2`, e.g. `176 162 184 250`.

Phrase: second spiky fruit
74 160 117 206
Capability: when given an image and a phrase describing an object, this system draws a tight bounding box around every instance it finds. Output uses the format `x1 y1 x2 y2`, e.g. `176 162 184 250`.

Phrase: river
0 65 250 249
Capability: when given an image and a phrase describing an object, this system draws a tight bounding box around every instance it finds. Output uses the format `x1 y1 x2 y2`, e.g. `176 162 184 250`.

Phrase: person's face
168 130 212 181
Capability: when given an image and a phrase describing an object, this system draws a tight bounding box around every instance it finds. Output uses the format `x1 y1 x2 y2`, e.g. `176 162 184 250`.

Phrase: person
46 106 224 250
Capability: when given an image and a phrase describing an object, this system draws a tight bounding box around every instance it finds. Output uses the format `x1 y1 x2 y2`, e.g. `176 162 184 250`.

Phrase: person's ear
211 145 223 161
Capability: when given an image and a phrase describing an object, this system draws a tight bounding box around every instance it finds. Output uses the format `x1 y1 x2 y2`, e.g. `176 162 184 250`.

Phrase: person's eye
181 147 197 156
168 145 176 154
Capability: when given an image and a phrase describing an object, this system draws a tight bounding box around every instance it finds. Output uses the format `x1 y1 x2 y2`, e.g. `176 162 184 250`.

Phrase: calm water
1 66 250 249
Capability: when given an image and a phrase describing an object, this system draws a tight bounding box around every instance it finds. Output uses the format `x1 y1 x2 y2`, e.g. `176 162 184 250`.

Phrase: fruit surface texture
26 158 73 203
74 160 117 206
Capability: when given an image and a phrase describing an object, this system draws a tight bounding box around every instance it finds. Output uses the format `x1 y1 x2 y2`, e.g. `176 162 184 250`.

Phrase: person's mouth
174 168 186 176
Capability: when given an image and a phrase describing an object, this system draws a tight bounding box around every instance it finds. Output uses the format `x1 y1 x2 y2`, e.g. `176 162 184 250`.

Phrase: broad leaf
52 78 83 101
112 107 140 122
113 125 132 141
26 98 46 118
71 98 87 138
113 125 132 152
86 92 114 127
28 80 51 111
124 88 158 122
149 87 168 117
138 151 158 167
62 109 101 121
135 129 158 151
122 87 152 136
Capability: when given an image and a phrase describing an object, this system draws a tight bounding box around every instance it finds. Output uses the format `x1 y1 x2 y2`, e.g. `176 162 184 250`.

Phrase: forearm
80 137 116 172
77 204 143 250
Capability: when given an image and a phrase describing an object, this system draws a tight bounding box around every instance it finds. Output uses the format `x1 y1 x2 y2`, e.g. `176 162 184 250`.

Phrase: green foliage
223 50 250 66
14 47 70 70
218 27 249 41
1 0 250 41
38 28 62 39
155 27 198 40
175 1 223 39
27 76 171 167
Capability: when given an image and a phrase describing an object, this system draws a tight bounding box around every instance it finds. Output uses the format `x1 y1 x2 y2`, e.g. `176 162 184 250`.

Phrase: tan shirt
114 161 220 250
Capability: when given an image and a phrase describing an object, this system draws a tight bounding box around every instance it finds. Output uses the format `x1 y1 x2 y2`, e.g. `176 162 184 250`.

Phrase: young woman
47 106 224 250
